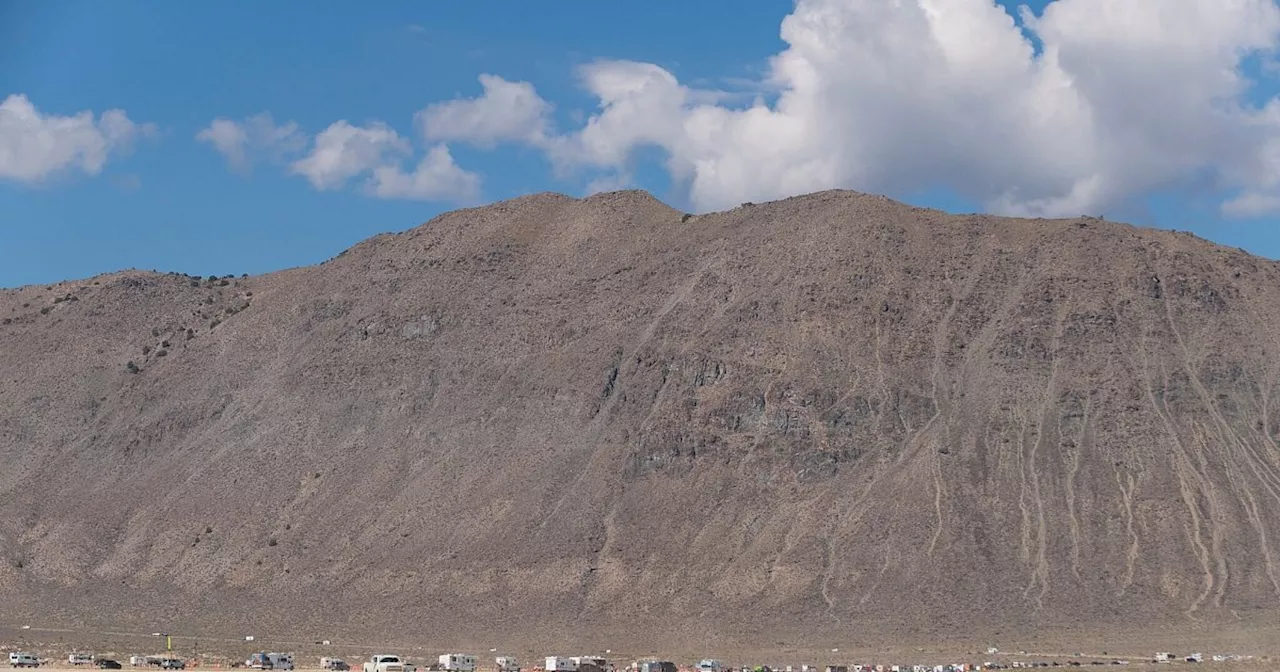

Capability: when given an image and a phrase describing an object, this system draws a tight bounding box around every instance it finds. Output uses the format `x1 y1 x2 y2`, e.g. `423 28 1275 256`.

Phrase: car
160 661 185 670
96 661 123 670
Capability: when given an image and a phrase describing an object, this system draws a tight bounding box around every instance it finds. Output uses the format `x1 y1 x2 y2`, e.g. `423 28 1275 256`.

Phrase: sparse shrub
207 274 217 282
223 274 234 279
245 291 253 297
312 471 321 479
218 279 230 286
142 345 152 355
285 523 291 531
210 318 221 329
53 296 64 304
2 318 10 325
189 279 199 288
151 327 160 337
267 538 278 547
39 307 50 315
126 361 140 374
161 339 170 348
21 303 29 308
205 526 213 534
11 558 23 569
186 328 194 340
155 349 168 358
241 273 248 278
681 213 693 223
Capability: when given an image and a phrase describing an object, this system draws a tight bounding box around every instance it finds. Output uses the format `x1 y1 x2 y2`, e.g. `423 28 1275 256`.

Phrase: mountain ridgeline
3 190 1280 650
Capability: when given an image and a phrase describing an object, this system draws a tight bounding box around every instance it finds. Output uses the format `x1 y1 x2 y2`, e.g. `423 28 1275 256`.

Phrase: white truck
364 656 407 672
69 655 94 666
439 656 476 672
9 653 39 668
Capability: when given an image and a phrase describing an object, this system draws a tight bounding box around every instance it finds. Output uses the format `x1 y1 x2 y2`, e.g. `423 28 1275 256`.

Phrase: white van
9 653 40 668
546 658 577 672
439 656 476 672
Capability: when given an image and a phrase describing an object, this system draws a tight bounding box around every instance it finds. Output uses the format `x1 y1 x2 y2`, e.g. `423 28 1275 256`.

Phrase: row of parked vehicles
7 652 185 669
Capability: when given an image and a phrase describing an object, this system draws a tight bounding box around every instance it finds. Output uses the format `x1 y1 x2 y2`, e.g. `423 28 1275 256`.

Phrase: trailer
545 658 577 672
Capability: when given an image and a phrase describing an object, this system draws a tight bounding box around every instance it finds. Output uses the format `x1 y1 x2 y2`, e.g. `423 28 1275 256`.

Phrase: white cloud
1222 192 1280 218
0 94 154 184
197 113 306 172
421 0 1280 218
416 74 553 148
368 144 481 203
289 120 411 190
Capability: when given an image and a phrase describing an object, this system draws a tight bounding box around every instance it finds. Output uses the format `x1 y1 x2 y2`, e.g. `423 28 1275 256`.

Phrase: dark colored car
160 661 185 670
96 661 123 670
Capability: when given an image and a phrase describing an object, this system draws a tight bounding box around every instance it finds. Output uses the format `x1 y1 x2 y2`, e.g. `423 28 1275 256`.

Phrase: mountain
3 189 1280 654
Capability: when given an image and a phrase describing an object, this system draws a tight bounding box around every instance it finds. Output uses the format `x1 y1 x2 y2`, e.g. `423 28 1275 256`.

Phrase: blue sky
2 0 1279 288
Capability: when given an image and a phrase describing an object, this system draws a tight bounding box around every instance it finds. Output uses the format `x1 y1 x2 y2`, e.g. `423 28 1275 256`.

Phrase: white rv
546 658 577 672
68 654 94 666
496 658 520 672
268 654 295 671
439 656 476 672
9 653 39 669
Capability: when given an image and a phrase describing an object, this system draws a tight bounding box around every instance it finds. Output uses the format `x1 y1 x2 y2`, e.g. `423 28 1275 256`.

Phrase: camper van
439 656 476 672
9 653 39 668
69 655 94 666
495 658 520 672
545 659 577 672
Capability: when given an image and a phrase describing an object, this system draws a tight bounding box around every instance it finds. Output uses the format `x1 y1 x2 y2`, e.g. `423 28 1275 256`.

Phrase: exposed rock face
3 190 1280 650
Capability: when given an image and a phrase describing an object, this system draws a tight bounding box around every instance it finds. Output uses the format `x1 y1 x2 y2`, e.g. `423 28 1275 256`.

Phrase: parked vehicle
9 653 39 668
545 659 576 672
439 656 476 672
69 655 95 666
96 661 123 670
363 655 406 672
160 660 185 670
322 659 350 671
495 658 519 672
697 661 723 672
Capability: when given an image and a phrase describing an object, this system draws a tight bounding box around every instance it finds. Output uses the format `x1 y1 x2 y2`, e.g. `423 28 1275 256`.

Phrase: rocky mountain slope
3 190 1280 651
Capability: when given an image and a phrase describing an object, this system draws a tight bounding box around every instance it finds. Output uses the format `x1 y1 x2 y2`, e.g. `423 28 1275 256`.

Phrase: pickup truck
363 655 406 672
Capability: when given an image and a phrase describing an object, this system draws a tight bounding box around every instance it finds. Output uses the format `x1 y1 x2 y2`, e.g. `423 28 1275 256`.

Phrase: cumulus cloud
0 94 154 184
424 0 1280 218
416 74 554 148
289 121 412 191
368 144 481 203
197 113 306 172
